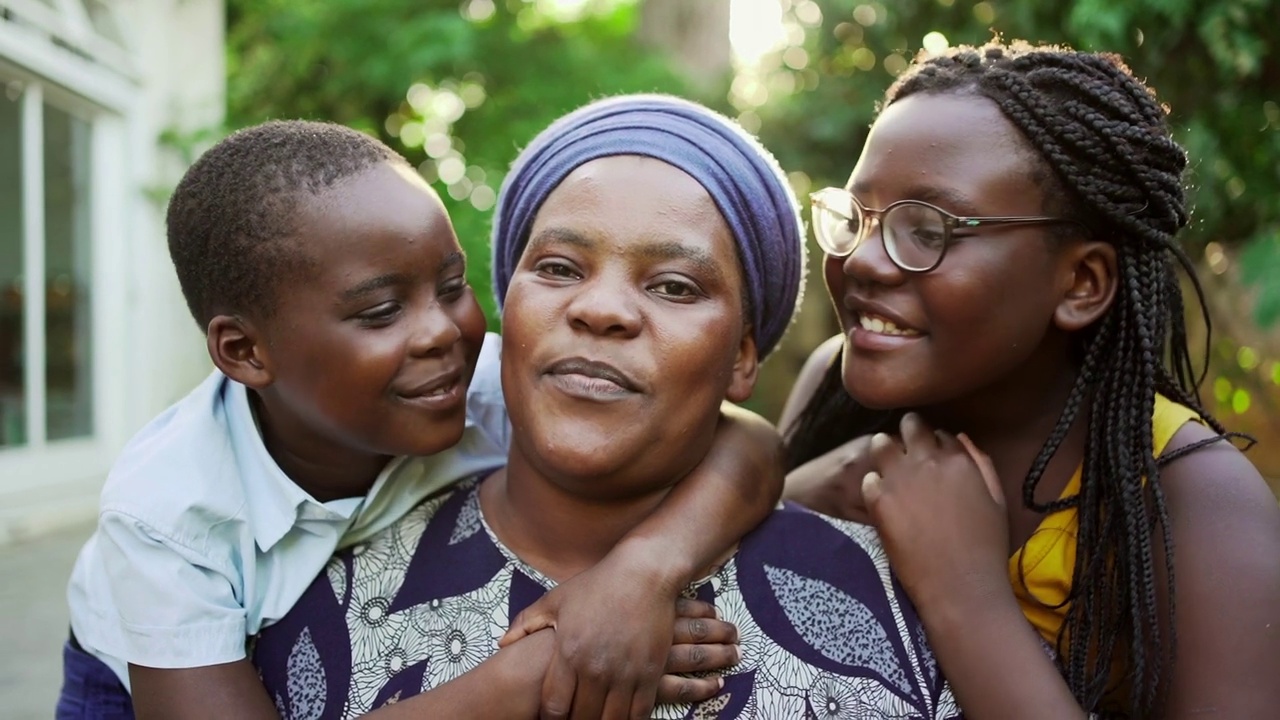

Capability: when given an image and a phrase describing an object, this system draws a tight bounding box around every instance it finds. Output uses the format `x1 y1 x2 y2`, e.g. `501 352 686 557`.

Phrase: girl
783 40 1280 718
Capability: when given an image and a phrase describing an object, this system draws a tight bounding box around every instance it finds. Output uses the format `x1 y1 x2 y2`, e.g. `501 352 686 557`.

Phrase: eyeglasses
809 187 1089 273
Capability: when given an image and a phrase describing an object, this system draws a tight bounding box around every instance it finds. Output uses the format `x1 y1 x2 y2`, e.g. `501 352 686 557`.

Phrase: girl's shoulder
1145 408 1280 714
778 334 844 433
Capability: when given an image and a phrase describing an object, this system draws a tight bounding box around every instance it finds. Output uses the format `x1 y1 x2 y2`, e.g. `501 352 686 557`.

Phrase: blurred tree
637 0 732 90
226 0 694 325
749 0 1279 321
743 0 1280 483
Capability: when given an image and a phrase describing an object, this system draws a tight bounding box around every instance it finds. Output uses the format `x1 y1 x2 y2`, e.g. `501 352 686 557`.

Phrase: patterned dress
252 478 962 719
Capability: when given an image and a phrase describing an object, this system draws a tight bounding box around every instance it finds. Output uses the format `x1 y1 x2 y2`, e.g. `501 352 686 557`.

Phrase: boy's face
500 155 757 501
255 162 486 466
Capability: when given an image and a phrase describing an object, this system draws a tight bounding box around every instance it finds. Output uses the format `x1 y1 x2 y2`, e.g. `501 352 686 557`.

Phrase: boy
60 121 782 718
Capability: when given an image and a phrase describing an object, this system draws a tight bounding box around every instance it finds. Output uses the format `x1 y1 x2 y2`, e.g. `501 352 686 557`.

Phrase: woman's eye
650 279 699 299
535 260 581 279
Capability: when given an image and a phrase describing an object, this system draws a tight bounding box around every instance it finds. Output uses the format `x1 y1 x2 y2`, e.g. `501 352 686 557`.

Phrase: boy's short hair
166 120 407 329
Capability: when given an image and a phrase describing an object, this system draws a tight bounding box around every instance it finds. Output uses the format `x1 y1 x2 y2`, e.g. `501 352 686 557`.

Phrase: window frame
0 8 137 496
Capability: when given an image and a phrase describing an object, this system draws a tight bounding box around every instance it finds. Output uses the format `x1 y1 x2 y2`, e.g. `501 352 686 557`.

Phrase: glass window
44 103 93 440
0 75 98 449
0 82 23 447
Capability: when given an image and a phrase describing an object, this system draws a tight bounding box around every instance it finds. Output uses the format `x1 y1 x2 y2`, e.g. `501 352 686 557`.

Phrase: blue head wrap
490 94 805 359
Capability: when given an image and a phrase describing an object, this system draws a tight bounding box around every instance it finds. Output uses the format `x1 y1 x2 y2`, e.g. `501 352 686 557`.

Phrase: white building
0 0 223 544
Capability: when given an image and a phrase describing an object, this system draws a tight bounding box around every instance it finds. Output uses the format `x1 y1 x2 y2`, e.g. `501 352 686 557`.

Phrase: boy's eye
355 302 401 325
439 277 469 299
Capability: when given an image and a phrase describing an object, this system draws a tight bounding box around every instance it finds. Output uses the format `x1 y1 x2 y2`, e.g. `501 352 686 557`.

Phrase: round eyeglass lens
813 191 861 256
883 202 948 271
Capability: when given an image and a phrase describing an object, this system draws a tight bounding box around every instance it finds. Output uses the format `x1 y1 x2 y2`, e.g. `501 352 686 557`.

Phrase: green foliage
752 0 1280 324
226 0 692 326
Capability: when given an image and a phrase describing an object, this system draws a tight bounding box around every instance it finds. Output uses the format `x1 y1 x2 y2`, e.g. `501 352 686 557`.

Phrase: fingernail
732 645 742 663
714 606 722 620
717 677 725 689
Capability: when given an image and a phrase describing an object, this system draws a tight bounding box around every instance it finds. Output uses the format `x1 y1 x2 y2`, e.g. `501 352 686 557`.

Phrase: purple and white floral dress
252 478 962 719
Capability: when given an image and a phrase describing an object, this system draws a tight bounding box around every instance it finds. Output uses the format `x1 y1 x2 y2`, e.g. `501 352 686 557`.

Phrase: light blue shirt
66 333 509 689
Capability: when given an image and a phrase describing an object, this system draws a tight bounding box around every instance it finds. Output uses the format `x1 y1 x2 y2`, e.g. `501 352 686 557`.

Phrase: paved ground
0 521 93 719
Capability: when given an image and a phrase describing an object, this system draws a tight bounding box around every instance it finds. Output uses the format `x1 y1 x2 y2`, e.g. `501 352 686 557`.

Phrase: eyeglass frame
809 187 1092 274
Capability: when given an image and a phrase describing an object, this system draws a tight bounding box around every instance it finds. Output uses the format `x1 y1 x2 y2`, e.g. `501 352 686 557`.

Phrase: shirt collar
222 378 361 551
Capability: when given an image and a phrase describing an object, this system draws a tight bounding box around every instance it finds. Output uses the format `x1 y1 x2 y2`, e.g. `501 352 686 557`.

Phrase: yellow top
1009 394 1201 648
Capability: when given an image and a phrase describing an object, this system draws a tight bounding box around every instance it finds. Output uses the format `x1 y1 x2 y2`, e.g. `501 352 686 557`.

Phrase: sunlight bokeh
730 0 787 67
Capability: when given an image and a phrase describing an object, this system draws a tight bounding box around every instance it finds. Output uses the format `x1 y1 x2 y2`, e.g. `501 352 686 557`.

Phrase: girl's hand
862 413 1009 610
783 434 875 523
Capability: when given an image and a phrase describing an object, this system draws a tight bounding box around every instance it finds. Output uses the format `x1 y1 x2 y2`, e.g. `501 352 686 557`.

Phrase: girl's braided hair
785 39 1244 717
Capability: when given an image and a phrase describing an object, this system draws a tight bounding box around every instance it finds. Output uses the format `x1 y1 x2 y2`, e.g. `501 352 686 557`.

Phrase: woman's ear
726 326 760 404
206 314 274 389
1054 241 1118 332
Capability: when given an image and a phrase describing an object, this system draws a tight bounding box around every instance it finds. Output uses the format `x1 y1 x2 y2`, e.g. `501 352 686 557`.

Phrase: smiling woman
499 155 756 498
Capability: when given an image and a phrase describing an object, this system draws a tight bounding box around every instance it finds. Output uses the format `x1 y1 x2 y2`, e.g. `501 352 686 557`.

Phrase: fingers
539 653 577 720
898 412 937 449
501 600 557 647
665 643 741 674
957 433 1005 508
655 674 724 706
868 432 903 471
598 688 637 720
674 598 718 620
672 616 737 645
563 678 605 720
627 676 660 720
861 471 884 513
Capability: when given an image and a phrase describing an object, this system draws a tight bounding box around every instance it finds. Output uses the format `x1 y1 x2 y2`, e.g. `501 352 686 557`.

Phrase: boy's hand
500 555 736 719
861 413 1008 610
783 434 874 522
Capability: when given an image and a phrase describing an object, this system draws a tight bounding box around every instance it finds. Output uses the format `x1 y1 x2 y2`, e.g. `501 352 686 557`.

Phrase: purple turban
490 94 805 359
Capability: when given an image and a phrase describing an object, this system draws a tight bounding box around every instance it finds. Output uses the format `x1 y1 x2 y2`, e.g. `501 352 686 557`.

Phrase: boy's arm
777 335 874 522
501 402 783 719
131 633 556 720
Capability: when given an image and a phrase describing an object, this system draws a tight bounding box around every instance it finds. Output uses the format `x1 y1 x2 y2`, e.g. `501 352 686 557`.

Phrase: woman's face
501 155 757 500
825 92 1071 411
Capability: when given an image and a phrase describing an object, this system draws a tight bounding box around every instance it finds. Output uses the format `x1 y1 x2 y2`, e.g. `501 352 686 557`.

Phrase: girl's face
825 92 1076 413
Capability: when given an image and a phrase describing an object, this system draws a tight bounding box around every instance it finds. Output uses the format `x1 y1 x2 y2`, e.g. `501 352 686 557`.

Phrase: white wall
0 0 224 544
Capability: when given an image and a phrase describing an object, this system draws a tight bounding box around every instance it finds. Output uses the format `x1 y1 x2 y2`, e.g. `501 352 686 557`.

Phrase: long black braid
785 40 1248 718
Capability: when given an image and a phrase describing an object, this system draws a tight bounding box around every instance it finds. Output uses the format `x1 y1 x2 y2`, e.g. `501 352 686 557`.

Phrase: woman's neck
478 448 673 583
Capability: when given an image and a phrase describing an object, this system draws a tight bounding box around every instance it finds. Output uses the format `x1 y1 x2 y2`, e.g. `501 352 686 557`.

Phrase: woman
251 94 960 719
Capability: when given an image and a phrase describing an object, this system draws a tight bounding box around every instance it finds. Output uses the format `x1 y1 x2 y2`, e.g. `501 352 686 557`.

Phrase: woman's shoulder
736 503 908 630
722 504 955 716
